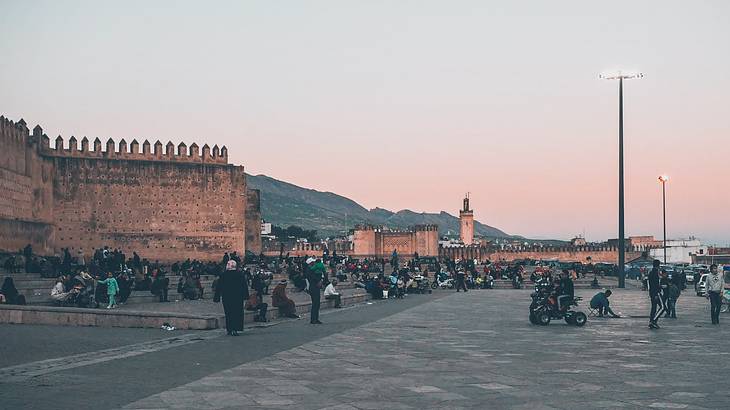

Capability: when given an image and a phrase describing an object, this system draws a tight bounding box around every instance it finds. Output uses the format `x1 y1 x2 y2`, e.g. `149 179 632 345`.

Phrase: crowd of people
2 245 727 330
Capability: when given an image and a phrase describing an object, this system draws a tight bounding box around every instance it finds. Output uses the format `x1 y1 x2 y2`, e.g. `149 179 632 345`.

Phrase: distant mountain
246 173 511 239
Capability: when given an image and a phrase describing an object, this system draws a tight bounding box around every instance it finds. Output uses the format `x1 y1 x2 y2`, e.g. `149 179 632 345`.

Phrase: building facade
351 224 439 259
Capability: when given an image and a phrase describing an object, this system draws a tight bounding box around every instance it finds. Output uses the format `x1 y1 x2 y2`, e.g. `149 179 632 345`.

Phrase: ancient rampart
440 244 648 264
0 115 258 262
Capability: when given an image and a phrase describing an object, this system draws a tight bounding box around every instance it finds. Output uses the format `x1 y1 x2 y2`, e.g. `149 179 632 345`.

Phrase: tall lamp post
659 175 669 263
600 71 643 288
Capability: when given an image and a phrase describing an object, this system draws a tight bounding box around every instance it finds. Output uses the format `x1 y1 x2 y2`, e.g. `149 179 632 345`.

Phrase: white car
696 274 708 296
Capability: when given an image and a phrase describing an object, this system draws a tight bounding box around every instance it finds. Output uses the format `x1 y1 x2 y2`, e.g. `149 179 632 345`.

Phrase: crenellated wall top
1 115 230 165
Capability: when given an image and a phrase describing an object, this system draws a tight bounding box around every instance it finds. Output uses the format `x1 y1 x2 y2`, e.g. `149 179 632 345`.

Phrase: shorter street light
658 175 669 263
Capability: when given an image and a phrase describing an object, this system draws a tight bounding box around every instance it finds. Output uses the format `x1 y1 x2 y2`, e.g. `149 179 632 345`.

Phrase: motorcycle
431 274 456 289
529 279 587 326
411 274 433 294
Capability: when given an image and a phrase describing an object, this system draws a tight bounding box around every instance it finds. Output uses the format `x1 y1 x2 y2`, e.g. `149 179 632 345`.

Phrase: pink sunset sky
2 1 729 244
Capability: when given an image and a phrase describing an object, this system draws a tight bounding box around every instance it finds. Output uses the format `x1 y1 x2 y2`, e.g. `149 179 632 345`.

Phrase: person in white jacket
707 264 723 325
324 280 342 308
50 278 72 303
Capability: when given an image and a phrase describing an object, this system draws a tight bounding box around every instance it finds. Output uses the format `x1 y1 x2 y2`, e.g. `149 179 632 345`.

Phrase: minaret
459 193 474 245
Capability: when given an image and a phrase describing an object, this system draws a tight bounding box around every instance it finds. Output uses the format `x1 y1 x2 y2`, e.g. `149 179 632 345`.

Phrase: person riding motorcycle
556 270 575 312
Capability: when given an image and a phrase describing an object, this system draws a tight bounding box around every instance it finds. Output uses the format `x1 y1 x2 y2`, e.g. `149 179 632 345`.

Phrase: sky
2 0 729 244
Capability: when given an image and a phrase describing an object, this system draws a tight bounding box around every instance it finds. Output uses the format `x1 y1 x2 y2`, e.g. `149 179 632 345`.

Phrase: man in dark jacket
306 258 325 324
648 260 665 329
557 270 575 312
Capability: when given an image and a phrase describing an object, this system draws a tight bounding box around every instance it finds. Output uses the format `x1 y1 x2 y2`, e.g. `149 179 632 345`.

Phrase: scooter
431 273 454 290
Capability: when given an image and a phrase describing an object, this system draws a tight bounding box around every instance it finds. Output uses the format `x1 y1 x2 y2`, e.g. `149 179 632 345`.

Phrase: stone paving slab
124 288 729 410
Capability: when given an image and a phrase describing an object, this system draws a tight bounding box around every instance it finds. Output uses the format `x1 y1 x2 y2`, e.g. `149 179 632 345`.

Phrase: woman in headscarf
215 260 248 336
1 277 26 305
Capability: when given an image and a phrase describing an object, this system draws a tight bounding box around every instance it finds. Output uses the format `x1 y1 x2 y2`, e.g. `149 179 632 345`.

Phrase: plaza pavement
124 288 729 410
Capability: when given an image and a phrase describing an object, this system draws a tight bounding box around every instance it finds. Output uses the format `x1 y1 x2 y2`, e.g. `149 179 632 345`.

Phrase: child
666 282 679 319
98 272 119 309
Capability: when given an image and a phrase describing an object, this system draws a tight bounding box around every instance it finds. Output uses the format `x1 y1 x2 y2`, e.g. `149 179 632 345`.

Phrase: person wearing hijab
215 260 248 336
1 277 26 305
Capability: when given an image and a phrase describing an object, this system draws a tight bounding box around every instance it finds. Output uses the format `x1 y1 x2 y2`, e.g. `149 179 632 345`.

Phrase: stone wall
440 244 644 264
0 117 55 254
0 114 259 262
245 189 262 254
51 155 247 261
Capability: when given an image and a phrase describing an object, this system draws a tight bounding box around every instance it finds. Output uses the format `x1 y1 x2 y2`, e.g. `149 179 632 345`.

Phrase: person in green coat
98 272 119 309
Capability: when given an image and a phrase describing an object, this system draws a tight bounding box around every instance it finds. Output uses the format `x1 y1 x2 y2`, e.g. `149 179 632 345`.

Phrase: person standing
216 260 248 336
648 260 665 329
665 280 680 319
455 270 467 292
97 272 119 309
707 264 723 325
307 258 325 324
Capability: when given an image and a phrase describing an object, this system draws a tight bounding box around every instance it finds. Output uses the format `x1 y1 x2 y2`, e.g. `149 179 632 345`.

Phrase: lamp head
658 175 670 183
599 71 644 80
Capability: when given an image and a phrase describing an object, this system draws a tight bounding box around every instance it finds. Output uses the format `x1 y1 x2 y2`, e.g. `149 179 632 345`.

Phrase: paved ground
2 288 727 409
116 285 364 317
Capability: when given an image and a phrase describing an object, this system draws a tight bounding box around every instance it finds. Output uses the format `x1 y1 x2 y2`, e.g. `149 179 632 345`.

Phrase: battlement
414 224 438 232
41 131 229 164
2 115 230 165
0 115 30 145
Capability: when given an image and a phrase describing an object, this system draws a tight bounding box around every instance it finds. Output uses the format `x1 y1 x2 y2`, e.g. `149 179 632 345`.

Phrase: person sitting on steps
272 280 300 319
324 279 342 308
245 289 269 322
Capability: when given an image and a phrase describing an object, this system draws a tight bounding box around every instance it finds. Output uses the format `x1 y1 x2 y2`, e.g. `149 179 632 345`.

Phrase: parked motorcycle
431 276 454 290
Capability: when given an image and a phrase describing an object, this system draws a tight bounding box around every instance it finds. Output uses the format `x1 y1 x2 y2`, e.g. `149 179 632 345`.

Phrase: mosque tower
459 193 474 245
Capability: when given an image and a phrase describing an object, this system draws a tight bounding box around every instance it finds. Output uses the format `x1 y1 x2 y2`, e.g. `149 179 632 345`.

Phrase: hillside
246 174 511 238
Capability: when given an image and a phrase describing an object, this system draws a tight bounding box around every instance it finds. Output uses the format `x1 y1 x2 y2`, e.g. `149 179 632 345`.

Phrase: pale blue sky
2 1 729 244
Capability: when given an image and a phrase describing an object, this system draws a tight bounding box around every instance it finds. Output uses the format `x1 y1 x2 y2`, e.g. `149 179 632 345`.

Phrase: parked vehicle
529 279 587 327
431 275 454 290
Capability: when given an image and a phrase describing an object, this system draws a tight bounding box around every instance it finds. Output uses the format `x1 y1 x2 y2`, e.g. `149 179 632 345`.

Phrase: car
684 269 696 284
695 274 707 296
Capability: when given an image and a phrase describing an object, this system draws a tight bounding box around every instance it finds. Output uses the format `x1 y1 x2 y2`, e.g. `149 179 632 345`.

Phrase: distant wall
0 114 251 262
440 245 645 264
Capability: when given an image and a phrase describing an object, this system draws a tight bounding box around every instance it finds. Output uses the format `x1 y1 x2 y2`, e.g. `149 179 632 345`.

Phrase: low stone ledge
0 305 219 330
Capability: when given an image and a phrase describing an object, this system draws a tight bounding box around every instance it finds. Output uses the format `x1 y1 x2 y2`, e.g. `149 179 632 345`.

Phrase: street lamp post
659 175 669 264
601 71 643 289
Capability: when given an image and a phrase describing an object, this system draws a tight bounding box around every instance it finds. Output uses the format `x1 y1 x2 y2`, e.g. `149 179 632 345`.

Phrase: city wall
245 189 262 254
440 245 645 264
0 115 259 262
